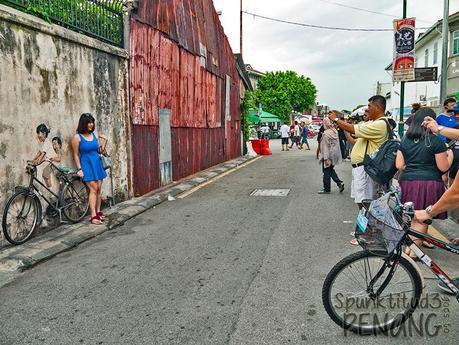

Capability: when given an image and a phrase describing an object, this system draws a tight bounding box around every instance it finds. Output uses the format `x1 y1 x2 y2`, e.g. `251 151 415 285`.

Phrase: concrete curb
0 155 259 282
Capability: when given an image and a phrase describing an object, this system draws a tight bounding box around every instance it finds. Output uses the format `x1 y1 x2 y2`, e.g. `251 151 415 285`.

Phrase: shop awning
248 109 282 124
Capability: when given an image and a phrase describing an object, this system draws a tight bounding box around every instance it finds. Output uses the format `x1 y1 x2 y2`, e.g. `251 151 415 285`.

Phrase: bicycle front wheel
322 250 422 335
61 178 89 223
2 190 40 245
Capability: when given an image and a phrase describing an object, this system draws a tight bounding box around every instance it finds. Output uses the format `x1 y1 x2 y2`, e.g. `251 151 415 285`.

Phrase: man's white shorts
350 165 377 203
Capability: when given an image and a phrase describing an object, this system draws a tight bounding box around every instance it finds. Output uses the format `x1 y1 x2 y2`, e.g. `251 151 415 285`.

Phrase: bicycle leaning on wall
2 159 89 245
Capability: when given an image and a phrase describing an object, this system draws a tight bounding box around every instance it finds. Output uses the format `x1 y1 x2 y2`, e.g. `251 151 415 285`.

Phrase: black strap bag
362 119 400 185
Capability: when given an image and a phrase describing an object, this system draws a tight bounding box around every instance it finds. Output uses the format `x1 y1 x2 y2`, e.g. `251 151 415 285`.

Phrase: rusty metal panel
130 22 159 126
131 125 160 195
158 35 173 110
170 43 181 127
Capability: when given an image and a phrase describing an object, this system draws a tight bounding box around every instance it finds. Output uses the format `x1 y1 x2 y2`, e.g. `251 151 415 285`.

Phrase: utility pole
440 0 450 103
240 0 243 55
398 0 407 137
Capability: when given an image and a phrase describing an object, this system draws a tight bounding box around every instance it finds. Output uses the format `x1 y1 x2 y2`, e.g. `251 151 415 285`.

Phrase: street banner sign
407 67 438 82
393 18 416 82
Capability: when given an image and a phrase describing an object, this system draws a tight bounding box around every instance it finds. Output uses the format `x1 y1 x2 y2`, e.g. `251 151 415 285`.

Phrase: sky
213 0 459 110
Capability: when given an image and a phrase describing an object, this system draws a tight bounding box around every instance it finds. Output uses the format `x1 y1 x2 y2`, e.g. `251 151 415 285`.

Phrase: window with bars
453 30 459 55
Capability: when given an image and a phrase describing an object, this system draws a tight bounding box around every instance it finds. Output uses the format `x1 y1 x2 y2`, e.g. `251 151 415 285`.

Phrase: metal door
159 108 173 186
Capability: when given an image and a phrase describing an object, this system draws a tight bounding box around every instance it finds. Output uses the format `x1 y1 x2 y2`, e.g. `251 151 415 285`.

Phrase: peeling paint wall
0 6 131 247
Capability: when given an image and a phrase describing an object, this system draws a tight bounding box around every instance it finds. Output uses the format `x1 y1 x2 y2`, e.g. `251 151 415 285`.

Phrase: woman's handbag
100 151 111 170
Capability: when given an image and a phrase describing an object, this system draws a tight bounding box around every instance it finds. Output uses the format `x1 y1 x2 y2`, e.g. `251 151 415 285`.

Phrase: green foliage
255 71 317 122
0 0 124 46
241 90 257 142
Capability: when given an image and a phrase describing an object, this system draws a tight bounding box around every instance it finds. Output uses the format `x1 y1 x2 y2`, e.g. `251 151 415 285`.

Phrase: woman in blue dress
72 113 107 225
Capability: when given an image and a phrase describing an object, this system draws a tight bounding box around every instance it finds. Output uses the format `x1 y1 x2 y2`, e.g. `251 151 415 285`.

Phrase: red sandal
90 216 103 225
97 212 106 221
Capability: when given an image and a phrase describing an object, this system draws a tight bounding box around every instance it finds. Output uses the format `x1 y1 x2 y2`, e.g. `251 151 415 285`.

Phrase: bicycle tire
2 190 40 245
322 250 422 335
60 178 89 223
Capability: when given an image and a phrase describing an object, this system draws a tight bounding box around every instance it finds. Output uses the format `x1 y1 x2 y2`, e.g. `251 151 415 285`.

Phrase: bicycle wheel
322 250 422 335
2 190 40 245
61 178 89 223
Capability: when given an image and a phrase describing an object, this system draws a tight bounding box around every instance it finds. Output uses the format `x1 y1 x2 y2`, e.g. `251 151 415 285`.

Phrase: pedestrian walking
396 108 451 258
279 122 290 151
328 95 389 211
72 113 108 225
300 122 311 150
318 118 344 194
289 121 301 149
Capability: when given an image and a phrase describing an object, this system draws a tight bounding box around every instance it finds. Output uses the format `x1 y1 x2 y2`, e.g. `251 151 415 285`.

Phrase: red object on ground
251 139 272 155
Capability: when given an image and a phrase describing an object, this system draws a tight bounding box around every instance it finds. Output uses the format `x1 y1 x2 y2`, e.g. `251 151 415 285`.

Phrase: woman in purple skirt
396 108 451 259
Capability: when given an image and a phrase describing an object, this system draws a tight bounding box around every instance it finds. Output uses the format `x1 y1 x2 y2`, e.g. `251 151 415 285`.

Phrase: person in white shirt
260 124 270 139
289 121 301 149
279 122 291 151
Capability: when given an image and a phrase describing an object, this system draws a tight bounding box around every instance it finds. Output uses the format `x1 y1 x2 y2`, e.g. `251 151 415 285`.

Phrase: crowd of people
324 95 459 293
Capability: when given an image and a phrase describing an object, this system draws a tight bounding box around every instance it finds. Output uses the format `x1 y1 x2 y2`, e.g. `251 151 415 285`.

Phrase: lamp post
440 0 450 102
240 0 243 55
398 0 407 138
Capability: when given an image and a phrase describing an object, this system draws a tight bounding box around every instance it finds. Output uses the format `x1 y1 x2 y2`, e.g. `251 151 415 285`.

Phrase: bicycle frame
363 188 459 301
23 162 80 223
405 230 459 297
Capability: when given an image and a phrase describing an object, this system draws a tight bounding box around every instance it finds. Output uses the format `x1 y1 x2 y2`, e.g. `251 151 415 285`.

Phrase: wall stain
0 143 7 159
39 69 51 103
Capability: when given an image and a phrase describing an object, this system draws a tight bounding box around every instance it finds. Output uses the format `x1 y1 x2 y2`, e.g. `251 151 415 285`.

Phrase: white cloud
213 0 458 109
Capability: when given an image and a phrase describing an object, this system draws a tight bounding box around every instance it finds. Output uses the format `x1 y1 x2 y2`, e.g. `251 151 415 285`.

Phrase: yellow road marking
427 225 450 243
177 156 263 199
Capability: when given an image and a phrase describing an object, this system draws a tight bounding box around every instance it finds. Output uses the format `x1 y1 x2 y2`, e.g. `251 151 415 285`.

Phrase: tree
255 71 317 122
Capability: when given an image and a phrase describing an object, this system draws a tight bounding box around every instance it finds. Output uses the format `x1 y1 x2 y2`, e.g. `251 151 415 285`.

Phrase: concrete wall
0 5 131 246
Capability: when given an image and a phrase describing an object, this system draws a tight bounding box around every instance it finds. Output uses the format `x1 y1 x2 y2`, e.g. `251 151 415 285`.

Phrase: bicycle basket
355 209 405 254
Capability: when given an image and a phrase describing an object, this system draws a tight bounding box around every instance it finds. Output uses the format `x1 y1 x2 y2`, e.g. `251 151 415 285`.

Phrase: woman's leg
86 181 101 224
96 180 103 213
405 220 428 258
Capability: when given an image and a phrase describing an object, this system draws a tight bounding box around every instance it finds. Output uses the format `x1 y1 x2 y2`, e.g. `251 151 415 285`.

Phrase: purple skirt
399 180 447 219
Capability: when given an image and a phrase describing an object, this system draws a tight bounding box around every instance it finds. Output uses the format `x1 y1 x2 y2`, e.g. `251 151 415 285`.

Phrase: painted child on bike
42 137 63 189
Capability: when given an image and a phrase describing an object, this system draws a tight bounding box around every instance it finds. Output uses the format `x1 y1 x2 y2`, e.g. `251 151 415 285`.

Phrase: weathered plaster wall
0 5 131 246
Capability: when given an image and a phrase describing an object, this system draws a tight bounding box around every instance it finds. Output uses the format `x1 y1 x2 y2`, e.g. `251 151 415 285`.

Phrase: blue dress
78 133 107 182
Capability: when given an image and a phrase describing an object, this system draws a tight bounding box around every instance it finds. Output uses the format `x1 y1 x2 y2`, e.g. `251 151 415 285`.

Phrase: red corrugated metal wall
130 0 241 195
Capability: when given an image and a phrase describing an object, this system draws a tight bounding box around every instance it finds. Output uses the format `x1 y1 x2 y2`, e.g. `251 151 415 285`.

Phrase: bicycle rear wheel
322 250 422 335
2 190 40 245
61 178 89 223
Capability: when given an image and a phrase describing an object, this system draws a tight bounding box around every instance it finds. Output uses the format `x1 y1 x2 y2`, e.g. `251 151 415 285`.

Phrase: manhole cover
250 189 290 197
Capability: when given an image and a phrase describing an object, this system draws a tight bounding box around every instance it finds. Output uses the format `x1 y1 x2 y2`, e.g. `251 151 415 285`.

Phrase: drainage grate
250 189 290 197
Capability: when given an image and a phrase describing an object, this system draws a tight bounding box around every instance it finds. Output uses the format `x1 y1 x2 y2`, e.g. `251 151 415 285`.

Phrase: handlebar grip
423 219 433 225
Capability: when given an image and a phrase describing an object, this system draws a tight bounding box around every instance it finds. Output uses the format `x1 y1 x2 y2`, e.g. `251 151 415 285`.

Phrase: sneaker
317 190 331 194
438 278 459 295
339 183 345 193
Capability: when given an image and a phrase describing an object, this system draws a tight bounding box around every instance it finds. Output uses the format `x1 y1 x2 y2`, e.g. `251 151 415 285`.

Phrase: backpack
362 119 400 185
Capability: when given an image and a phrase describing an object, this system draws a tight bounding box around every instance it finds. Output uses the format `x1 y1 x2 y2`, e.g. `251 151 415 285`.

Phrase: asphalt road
0 139 457 344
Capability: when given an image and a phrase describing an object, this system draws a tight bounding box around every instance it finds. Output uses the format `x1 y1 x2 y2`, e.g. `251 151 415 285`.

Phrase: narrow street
0 141 457 345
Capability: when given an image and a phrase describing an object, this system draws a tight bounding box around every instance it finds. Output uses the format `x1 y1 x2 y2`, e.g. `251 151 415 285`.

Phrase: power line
243 11 430 32
317 0 432 23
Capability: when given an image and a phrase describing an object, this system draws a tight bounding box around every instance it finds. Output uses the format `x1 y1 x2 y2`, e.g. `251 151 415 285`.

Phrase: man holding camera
328 95 389 213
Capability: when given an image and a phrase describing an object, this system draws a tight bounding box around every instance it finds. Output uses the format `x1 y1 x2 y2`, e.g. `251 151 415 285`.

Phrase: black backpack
363 119 400 185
